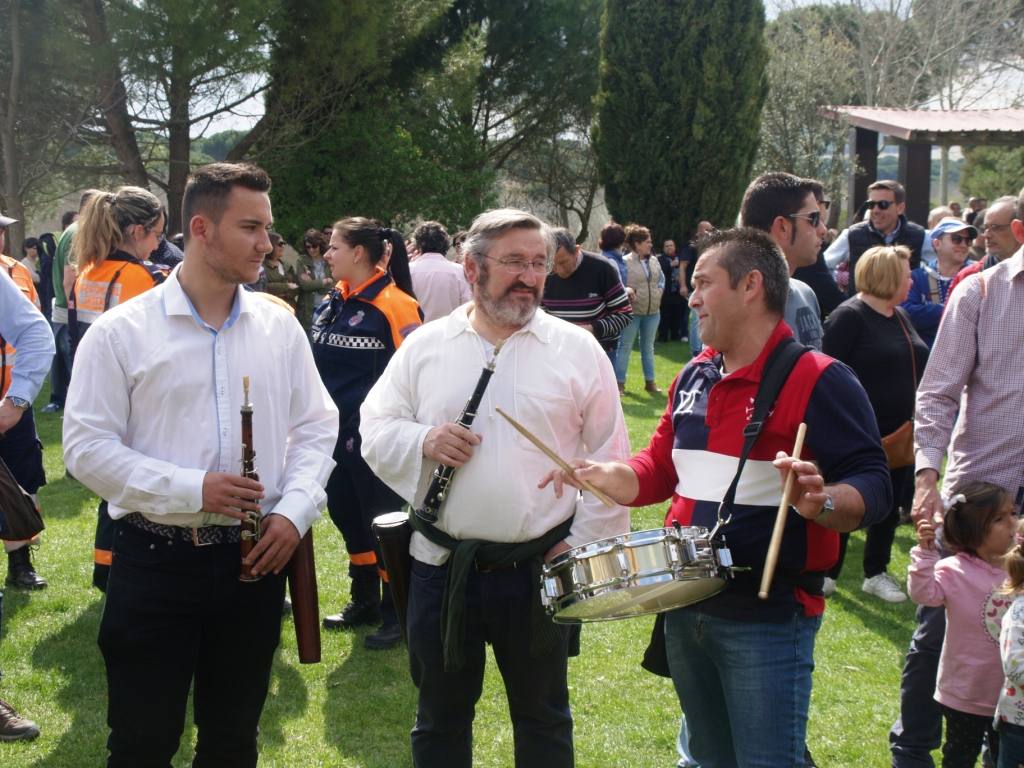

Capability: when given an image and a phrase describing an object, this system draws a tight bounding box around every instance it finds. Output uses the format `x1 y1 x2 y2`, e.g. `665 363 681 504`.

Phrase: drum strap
713 336 808 536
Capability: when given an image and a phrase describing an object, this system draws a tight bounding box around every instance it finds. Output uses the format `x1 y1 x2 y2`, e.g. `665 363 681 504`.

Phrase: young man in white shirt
63 163 339 768
360 208 629 768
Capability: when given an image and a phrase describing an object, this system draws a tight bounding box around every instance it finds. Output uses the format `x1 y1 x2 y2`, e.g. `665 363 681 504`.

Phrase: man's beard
474 262 540 328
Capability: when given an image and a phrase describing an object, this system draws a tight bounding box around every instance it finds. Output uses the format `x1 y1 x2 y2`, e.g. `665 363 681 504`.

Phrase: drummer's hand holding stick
538 460 639 564
538 459 639 508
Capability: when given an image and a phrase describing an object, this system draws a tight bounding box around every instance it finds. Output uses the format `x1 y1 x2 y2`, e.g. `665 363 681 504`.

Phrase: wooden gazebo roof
821 106 1024 146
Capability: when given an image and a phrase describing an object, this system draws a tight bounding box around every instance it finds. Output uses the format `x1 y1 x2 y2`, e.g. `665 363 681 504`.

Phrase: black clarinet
415 342 503 523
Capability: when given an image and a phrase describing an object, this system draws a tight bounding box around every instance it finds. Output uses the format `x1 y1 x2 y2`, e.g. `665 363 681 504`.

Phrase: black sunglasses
865 200 895 211
948 234 974 245
787 210 822 228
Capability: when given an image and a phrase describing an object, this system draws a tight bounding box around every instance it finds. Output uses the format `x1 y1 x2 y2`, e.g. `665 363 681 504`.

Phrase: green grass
1 342 922 767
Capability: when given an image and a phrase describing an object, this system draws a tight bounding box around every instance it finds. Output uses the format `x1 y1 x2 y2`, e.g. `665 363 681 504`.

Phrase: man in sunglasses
901 217 976 347
740 172 829 351
825 180 930 295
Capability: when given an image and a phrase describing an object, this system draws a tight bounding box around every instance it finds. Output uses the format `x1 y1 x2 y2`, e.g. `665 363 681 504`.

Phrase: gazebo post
847 127 878 225
898 141 931 227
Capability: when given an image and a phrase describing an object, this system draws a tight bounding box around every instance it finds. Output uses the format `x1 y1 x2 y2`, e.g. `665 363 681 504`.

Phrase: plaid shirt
915 245 1024 507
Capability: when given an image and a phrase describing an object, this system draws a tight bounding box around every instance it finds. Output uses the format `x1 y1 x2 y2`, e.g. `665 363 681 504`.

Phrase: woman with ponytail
311 217 421 651
70 186 169 593
70 186 168 350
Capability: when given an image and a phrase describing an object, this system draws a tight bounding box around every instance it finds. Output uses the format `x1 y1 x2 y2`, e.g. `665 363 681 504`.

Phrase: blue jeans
688 311 702 356
615 312 660 383
49 321 73 407
665 609 821 768
890 605 946 767
998 722 1024 768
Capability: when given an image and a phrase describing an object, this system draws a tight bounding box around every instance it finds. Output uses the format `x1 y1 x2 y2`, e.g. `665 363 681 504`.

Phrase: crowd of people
0 159 1023 768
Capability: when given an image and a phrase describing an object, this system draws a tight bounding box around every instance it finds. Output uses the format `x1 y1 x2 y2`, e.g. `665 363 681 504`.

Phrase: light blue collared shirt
1 268 55 404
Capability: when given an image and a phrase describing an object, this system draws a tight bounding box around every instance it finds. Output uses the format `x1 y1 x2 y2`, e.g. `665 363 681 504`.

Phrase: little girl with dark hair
908 481 1018 768
995 520 1024 768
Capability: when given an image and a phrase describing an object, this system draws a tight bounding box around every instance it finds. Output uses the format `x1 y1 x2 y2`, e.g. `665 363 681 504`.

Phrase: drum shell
541 527 726 624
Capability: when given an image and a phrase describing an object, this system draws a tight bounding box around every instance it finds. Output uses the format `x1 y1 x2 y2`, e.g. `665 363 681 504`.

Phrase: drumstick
494 407 615 508
758 422 808 600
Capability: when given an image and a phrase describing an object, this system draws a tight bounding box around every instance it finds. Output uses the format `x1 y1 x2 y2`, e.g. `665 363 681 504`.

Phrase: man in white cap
901 216 977 347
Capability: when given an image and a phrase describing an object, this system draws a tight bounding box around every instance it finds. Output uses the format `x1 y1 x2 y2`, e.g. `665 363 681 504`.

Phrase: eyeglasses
865 200 895 211
485 255 552 276
983 223 1011 233
948 234 974 245
787 210 822 228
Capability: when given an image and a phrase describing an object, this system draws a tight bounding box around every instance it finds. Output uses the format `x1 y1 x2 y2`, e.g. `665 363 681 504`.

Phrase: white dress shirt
360 303 630 565
63 267 339 535
408 252 473 322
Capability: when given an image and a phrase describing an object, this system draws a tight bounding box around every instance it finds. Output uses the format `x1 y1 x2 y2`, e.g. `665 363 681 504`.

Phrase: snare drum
540 526 731 623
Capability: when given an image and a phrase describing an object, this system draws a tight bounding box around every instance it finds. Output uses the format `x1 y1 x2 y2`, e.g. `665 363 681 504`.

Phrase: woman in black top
822 244 929 603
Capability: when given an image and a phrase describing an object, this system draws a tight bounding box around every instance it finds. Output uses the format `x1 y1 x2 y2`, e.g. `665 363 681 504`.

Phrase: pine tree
594 0 768 242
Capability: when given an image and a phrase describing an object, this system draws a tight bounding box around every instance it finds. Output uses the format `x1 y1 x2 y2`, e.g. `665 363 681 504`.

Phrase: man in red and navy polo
547 228 890 768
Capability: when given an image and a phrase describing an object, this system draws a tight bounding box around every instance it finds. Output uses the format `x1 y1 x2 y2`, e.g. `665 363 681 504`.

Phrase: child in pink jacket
908 481 1017 768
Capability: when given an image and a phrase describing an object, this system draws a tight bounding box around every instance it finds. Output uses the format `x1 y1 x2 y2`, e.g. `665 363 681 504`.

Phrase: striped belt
123 512 242 546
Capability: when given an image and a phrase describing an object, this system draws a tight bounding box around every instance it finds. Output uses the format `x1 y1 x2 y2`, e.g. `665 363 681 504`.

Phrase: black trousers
658 297 685 342
99 521 285 768
940 705 999 768
407 559 574 768
830 465 911 580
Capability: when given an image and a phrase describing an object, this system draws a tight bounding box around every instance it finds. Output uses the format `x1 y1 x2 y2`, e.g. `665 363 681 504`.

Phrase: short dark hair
697 227 789 316
23 237 39 254
60 210 77 230
181 162 271 242
550 227 577 253
740 172 822 232
599 221 626 251
943 481 1011 556
413 221 451 255
868 179 906 205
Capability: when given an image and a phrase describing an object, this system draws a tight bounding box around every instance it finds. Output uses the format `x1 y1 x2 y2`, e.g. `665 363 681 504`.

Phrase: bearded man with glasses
360 208 630 768
825 179 931 295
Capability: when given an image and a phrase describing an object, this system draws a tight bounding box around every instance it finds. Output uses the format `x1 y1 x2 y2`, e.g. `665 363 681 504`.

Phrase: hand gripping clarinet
414 340 503 524
239 376 262 582
237 376 321 661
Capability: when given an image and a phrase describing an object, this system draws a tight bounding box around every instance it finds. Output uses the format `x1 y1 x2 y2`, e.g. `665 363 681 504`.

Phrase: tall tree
0 0 96 249
594 0 768 241
754 10 860 210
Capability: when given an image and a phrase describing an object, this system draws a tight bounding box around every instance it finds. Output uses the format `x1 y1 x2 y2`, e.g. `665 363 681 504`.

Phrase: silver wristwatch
5 396 30 411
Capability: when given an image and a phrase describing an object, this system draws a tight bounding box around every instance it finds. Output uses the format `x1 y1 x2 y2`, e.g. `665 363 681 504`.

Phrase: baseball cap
0 212 17 228
931 217 977 240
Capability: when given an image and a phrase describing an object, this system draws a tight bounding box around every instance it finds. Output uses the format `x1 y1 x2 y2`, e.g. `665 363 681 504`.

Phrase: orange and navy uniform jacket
311 268 422 442
71 250 168 345
627 320 891 622
1 256 41 398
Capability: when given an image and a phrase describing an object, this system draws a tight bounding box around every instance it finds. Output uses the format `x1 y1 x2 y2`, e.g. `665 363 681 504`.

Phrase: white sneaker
862 573 907 603
822 577 837 597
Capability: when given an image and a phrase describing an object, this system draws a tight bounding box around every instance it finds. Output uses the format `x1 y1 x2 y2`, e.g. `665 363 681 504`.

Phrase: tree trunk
0 1 25 253
78 0 149 189
166 47 191 236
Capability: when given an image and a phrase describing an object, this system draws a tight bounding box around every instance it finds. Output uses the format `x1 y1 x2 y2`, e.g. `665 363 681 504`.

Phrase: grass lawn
0 340 924 767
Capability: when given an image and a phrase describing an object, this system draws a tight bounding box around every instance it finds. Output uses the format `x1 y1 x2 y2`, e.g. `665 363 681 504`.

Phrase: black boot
365 582 402 650
6 547 47 590
323 566 381 630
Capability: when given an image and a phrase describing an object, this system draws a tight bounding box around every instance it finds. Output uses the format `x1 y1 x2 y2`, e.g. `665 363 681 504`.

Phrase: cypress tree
594 0 768 242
